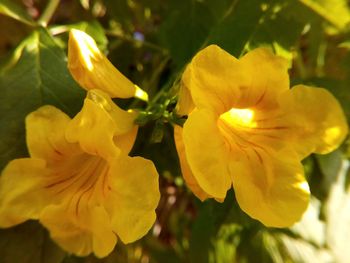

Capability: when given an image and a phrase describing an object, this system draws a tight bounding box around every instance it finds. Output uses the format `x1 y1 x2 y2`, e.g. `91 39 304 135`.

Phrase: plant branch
37 0 60 27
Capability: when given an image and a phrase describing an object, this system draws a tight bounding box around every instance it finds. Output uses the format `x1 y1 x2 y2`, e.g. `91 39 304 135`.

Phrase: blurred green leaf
0 28 85 170
247 2 305 63
0 221 65 263
146 240 182 263
210 223 240 263
236 229 276 263
50 20 108 52
103 0 131 27
207 0 266 57
298 0 350 33
0 0 35 26
189 201 216 263
159 0 215 68
317 150 343 194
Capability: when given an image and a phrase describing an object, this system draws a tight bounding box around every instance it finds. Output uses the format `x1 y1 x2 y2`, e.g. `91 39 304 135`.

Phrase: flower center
217 107 266 159
220 108 256 128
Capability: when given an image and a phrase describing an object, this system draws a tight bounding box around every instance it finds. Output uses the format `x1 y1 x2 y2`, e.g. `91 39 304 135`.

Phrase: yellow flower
0 89 160 257
68 29 148 101
174 45 348 227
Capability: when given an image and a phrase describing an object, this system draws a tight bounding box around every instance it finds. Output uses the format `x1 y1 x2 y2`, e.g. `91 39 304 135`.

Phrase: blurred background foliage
0 0 350 262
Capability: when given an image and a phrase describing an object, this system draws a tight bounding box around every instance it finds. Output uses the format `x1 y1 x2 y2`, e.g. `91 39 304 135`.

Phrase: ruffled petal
68 29 148 101
183 45 246 114
26 105 81 162
66 90 137 160
183 46 289 114
183 109 231 199
288 85 348 158
231 148 310 227
0 158 50 227
104 156 160 243
238 47 289 109
40 204 116 258
174 126 209 201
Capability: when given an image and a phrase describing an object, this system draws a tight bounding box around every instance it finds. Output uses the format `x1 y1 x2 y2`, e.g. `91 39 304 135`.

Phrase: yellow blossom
174 45 348 227
0 89 160 257
68 29 148 101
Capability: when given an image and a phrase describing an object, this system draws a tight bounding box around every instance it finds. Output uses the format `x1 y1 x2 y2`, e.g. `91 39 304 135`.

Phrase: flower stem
37 0 60 27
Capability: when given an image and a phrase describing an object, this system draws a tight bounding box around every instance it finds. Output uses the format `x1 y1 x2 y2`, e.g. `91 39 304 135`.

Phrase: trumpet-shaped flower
0 89 160 257
68 29 148 101
175 45 348 227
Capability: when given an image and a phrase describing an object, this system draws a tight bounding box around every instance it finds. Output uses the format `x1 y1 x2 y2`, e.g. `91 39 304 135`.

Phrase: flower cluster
0 30 160 258
0 31 347 258
174 45 348 227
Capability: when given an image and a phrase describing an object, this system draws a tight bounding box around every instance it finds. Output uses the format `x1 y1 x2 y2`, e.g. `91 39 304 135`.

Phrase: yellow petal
183 109 231 199
231 148 310 227
238 47 289 109
175 72 195 116
288 85 348 158
26 105 81 162
174 125 209 201
68 29 148 101
87 89 138 135
183 45 244 113
105 156 160 243
0 158 50 227
40 204 117 258
113 126 138 155
182 45 289 114
65 90 137 160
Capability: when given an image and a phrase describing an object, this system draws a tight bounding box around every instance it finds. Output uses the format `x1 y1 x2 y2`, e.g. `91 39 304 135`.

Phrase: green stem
37 0 60 27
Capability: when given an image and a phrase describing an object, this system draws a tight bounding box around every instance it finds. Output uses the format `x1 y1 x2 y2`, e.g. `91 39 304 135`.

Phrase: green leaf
317 150 343 194
159 0 215 68
0 28 85 171
189 201 216 263
50 20 108 52
247 3 305 63
103 0 132 27
189 190 248 263
207 0 266 57
0 0 35 26
0 221 65 263
298 0 350 33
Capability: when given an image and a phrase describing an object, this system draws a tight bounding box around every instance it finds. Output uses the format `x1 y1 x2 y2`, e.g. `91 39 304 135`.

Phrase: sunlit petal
40 204 117 258
65 89 137 160
174 126 209 201
182 45 289 114
231 148 310 227
0 159 50 227
26 105 81 162
68 29 148 101
183 109 231 199
105 156 160 243
288 85 348 158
